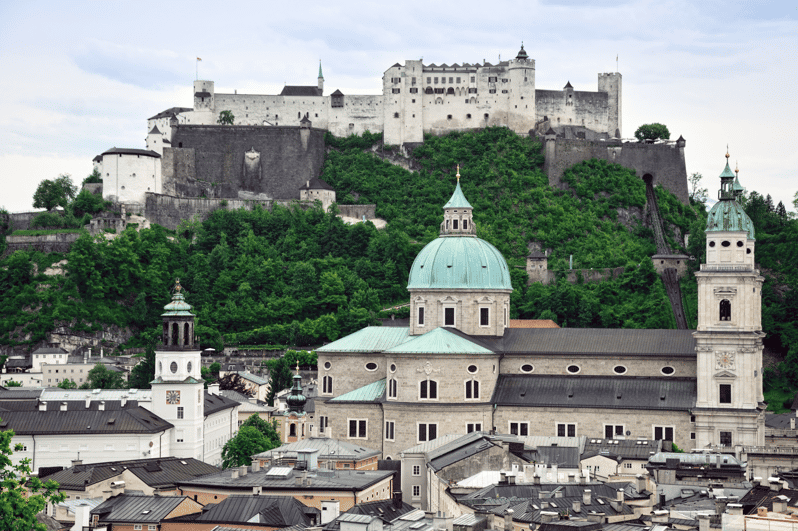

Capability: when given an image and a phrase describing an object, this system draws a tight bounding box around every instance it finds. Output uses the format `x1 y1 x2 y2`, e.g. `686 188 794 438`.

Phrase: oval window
613 365 627 375
365 362 378 371
737 241 744 247
390 363 396 373
170 361 178 374
567 365 580 374
661 366 675 375
324 361 331 370
187 361 192 373
746 248 751 254
521 364 534 373
709 241 716 247
467 365 478 374
721 241 731 247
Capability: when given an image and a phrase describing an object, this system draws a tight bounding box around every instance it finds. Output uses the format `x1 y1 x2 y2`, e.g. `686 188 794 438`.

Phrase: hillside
0 128 795 405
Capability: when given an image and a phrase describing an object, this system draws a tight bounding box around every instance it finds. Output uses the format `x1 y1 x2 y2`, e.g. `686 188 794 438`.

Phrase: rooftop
253 437 381 461
177 465 394 492
170 494 310 527
92 494 197 523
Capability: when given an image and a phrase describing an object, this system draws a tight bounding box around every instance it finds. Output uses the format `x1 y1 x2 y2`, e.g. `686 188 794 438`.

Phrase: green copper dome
407 236 512 290
706 158 755 240
161 280 194 317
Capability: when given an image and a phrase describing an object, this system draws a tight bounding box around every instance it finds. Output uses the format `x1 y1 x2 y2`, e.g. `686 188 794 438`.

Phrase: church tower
152 280 205 459
693 153 765 448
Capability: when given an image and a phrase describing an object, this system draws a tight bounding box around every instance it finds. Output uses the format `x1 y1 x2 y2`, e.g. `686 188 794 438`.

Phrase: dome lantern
161 279 196 349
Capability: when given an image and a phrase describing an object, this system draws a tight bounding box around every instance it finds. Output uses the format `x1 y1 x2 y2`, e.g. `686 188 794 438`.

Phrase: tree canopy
79 363 125 389
240 414 281 448
217 110 235 125
221 425 275 468
634 123 670 142
32 174 77 211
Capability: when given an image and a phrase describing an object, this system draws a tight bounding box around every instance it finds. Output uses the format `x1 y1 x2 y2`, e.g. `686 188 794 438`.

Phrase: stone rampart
3 232 82 257
543 137 689 203
550 266 626 285
338 204 376 220
4 211 42 232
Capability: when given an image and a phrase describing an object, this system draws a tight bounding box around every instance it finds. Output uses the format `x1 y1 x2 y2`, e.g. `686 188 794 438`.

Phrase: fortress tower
506 44 536 135
693 153 765 448
193 80 215 124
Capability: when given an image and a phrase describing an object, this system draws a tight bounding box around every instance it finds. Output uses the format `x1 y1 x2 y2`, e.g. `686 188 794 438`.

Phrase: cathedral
314 156 765 460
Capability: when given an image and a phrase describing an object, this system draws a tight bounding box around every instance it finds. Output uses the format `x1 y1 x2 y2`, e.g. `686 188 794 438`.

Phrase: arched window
388 378 397 399
420 379 438 399
289 424 297 437
720 299 731 321
323 375 333 394
163 323 169 344
184 323 190 346
171 322 179 345
465 380 480 399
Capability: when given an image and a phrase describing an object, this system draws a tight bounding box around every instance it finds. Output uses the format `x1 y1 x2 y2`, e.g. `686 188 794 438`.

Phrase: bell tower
693 152 765 448
152 279 205 460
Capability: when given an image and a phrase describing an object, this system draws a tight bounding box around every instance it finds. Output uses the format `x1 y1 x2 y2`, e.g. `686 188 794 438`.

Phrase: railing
700 264 753 272
766 429 798 438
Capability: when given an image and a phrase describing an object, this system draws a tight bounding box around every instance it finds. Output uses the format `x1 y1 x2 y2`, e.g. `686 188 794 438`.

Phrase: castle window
456 77 461 83
605 424 624 438
322 375 333 394
502 90 508 94
385 420 395 441
427 77 431 84
444 307 455 327
410 87 418 94
434 77 439 84
425 87 433 94
489 89 497 94
653 426 673 441
418 423 437 442
392 88 400 94
720 299 731 321
720 431 732 446
413 465 421 476
471 76 475 82
466 113 471 118
510 422 529 436
484 113 489 120
465 99 470 104
468 88 477 93
388 378 397 399
289 424 297 437
488 76 497 82
435 88 444 94
447 114 452 120
449 77 453 83
298 112 300 118
394 112 399 118
719 384 732 404
348 419 367 439
465 380 479 399
413 485 420 498
447 88 454 95
557 423 576 437
420 379 438 399
480 308 489 327
418 307 425 326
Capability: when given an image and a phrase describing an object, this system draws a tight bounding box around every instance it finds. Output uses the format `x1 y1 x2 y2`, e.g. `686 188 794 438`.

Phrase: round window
365 362 378 371
467 364 478 374
567 365 580 374
737 241 744 247
187 361 192 373
390 363 396 373
746 248 751 254
613 365 627 375
721 240 731 247
170 361 178 374
709 241 716 247
324 361 331 370
521 364 534 373
661 366 675 375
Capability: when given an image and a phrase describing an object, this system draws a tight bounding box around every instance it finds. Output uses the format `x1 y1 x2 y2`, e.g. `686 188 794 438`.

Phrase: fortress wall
5 212 40 232
164 125 326 201
535 90 609 133
543 138 689 203
327 95 384 138
3 232 81 257
213 93 330 128
337 204 376 220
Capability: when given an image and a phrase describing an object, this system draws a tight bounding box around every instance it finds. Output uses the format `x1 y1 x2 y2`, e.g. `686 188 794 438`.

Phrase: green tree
217 110 235 125
0 418 66 531
221 426 272 468
56 379 77 389
240 414 281 448
128 347 156 390
32 174 77 211
71 188 106 217
687 172 708 205
218 374 254 397
81 168 103 185
79 364 125 389
4 381 21 387
265 358 293 406
634 123 670 142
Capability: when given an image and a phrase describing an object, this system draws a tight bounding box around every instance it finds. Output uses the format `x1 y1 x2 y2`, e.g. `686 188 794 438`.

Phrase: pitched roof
280 86 323 96
45 457 220 490
316 326 411 353
299 177 335 191
177 466 394 492
583 439 662 460
205 392 240 415
329 379 386 403
99 147 161 158
492 375 696 411
253 437 381 461
331 89 344 96
176 494 310 526
427 432 506 471
148 125 161 135
323 499 417 531
739 485 798 513
148 107 192 120
384 327 493 355
233 371 269 386
92 494 196 523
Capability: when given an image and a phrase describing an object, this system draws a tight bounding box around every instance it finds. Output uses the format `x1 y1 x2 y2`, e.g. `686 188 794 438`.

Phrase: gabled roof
32 344 68 355
508 319 559 329
739 485 798 513
299 177 335 191
148 125 161 135
233 371 269 386
329 379 386 403
253 437 380 461
316 326 411 353
45 457 220 490
92 494 197 523
176 495 310 527
323 499 417 531
148 107 192 120
564 81 573 89
205 392 240 415
492 375 696 411
331 89 344 96
280 86 323 97
384 327 492 355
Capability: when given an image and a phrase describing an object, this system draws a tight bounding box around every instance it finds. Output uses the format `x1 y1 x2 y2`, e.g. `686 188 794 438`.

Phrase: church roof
316 326 411 353
406 236 512 291
493 375 696 411
706 157 755 239
280 85 323 96
384 327 493 355
329 378 386 403
443 181 473 209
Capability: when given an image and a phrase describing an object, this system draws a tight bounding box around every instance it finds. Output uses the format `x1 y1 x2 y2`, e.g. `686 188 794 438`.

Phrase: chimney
583 489 592 506
508 474 516 485
252 461 261 473
610 499 623 512
231 469 239 479
773 495 789 514
85 396 91 409
533 474 541 485
568 473 576 483
72 459 83 467
84 349 88 364
541 512 557 523
636 474 646 493
580 472 587 484
98 401 105 411
208 383 220 396
253 486 262 495
121 395 127 408
587 512 603 523
652 510 669 523
539 491 549 499
698 514 710 531
321 500 340 525
60 402 67 411
572 500 581 513
500 472 507 484
503 509 513 531
791 417 795 430
240 465 247 476
39 401 47 412
727 504 744 516
769 478 782 491
393 491 403 509
715 496 728 515
100 348 103 358
72 503 92 531
616 489 624 502
540 501 549 509
757 507 768 517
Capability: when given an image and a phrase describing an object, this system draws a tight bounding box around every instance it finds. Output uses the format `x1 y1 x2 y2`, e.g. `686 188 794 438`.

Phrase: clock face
166 390 181 405
715 351 735 370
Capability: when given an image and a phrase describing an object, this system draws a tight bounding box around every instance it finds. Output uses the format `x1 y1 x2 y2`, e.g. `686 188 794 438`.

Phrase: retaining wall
3 232 81 257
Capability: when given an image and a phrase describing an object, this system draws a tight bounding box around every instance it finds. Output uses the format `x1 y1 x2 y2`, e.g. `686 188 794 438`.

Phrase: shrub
634 123 670 142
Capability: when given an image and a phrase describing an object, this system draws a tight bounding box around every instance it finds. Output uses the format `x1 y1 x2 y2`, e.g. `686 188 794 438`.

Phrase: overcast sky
0 0 795 213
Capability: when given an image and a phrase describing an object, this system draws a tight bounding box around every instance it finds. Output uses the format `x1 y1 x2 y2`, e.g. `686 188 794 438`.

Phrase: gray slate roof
44 457 220 490
299 177 335 191
174 494 310 526
492 375 696 411
280 86 323 97
177 465 393 492
99 147 161 158
253 437 381 461
92 494 194 523
148 107 192 120
583 439 662 460
205 392 240 415
0 400 172 435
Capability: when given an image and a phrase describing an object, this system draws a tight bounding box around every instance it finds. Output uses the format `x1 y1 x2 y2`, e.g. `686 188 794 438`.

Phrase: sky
0 0 795 213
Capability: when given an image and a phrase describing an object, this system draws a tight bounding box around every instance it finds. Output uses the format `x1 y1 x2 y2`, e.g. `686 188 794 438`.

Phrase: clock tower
693 153 765 448
152 280 205 459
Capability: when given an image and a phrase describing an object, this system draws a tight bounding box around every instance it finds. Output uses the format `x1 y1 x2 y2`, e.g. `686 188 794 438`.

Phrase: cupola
161 279 196 349
286 362 307 413
440 166 476 236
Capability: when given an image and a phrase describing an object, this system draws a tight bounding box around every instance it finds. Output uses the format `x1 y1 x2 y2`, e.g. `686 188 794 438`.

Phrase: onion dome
286 362 307 413
516 43 529 60
162 279 194 317
706 152 755 240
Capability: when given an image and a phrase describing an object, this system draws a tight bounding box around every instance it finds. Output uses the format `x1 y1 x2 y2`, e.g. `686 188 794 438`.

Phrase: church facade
315 160 765 463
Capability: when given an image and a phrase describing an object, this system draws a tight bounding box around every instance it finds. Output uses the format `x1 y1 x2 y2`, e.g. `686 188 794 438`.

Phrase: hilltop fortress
92 44 687 217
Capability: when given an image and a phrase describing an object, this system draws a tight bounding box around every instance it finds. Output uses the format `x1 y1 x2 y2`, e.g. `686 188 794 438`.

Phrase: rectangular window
510 422 529 436
385 421 395 441
624 463 633 469
444 308 455 326
434 77 438 84
413 465 421 476
605 425 624 438
392 88 400 94
418 307 425 326
348 419 367 438
489 89 497 94
413 485 420 498
149 526 157 531
557 423 576 437
427 77 431 84
410 87 418 93
719 384 732 404
480 308 489 327
720 431 733 446
467 423 482 433
488 76 497 82
177 407 184 419
323 375 333 394
653 426 674 442
449 77 453 83
452 219 458 229
134 526 142 531
465 380 479 399
418 423 437 442
456 77 461 83
468 87 477 94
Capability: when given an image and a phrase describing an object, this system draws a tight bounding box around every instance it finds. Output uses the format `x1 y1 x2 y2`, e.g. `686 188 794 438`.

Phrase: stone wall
3 232 81 257
338 204 377 220
162 124 326 201
543 138 689 203
5 211 41 232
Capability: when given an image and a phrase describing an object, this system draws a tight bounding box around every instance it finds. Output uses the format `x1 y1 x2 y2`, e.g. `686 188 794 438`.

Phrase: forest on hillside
0 128 795 408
